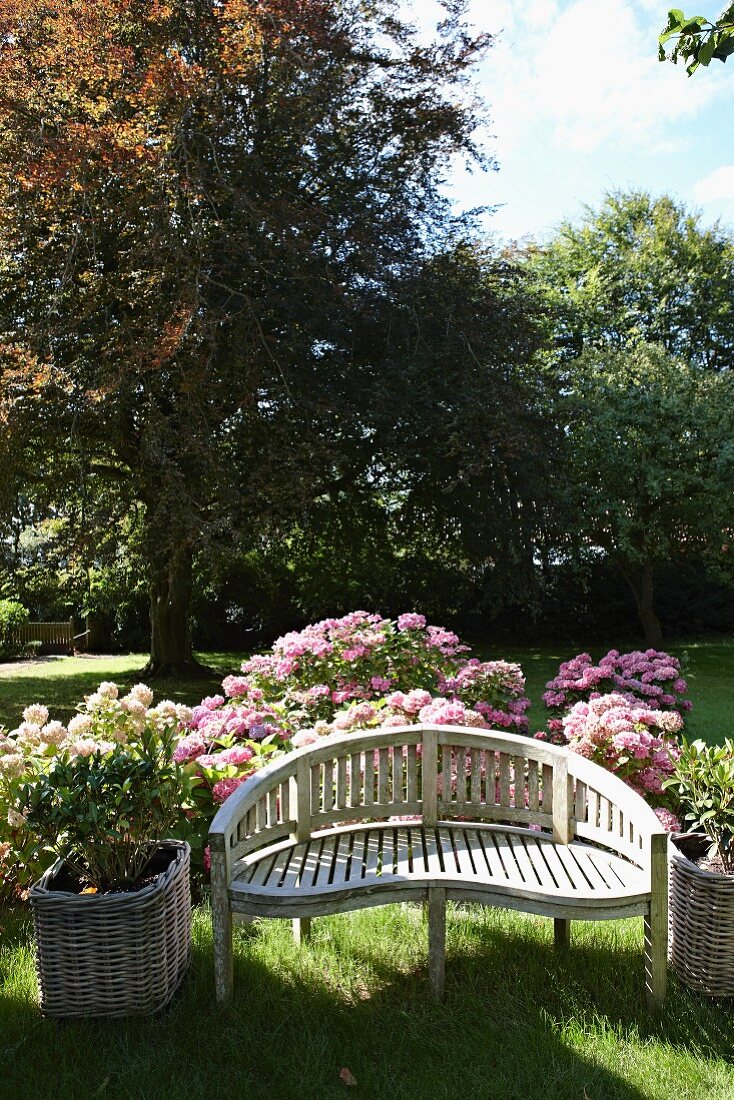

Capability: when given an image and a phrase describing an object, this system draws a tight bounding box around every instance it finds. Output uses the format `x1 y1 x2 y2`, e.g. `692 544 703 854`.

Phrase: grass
0 652 241 730
1 901 733 1100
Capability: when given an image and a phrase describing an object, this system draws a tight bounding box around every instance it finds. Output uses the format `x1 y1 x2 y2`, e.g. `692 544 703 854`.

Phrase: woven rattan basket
669 834 734 997
29 840 191 1018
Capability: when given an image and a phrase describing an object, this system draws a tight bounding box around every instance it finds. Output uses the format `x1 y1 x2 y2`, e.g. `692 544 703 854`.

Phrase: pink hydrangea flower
212 776 246 803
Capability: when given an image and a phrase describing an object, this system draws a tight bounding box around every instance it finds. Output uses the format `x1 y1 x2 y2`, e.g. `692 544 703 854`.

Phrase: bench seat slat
231 823 650 912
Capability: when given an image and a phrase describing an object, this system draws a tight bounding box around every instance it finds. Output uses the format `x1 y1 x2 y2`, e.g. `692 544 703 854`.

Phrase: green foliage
659 5 734 73
18 743 189 891
664 738 734 872
0 598 28 659
530 190 734 369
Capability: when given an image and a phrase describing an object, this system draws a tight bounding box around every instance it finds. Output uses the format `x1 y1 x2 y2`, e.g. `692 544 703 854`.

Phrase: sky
409 0 734 243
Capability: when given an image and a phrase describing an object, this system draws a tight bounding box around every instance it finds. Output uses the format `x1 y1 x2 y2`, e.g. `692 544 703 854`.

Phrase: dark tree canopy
0 0 495 673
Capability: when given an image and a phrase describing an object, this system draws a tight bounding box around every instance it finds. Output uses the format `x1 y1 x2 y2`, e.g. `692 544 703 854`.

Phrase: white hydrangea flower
175 704 193 724
129 683 154 707
121 697 147 719
7 808 25 829
15 722 42 748
68 713 93 737
40 721 67 746
85 692 104 709
0 754 25 779
97 681 119 700
22 703 49 727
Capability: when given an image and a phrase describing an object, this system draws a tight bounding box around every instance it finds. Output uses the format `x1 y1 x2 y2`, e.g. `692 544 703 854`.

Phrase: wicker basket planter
29 840 191 1018
669 833 734 997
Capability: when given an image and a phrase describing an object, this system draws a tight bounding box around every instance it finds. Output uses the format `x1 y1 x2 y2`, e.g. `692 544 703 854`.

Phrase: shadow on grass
3 904 733 1100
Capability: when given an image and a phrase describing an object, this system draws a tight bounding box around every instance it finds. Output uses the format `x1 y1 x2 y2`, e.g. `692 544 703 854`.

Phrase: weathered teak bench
209 725 668 1008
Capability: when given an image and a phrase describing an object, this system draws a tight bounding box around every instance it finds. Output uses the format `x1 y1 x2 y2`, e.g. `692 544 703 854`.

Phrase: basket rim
670 832 734 884
29 839 190 904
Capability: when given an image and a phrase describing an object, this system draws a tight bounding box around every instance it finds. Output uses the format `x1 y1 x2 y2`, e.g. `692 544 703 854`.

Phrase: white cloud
463 0 732 159
693 166 734 204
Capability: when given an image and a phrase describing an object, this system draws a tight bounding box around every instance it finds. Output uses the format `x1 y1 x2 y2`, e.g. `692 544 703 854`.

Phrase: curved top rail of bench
209 724 665 857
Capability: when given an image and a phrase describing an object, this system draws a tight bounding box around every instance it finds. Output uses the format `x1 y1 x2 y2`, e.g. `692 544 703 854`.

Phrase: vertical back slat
470 748 481 806
378 748 390 804
527 759 539 812
484 750 496 805
612 803 621 839
599 796 611 833
310 764 320 817
268 788 278 826
393 745 405 805
512 756 526 809
455 748 466 806
407 744 419 803
574 780 587 823
364 750 375 806
542 764 554 815
323 760 334 813
588 787 599 830
336 756 348 809
499 753 511 807
441 744 452 806
349 752 362 808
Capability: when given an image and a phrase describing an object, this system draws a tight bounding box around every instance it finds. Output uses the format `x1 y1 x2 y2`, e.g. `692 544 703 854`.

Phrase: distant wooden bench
209 725 668 1009
12 619 76 655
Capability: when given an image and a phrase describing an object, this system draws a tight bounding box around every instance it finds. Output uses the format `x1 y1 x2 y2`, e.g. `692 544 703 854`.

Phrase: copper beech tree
0 0 491 674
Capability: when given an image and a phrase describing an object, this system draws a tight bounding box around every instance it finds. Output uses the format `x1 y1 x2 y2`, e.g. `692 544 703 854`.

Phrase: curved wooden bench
209 725 668 1008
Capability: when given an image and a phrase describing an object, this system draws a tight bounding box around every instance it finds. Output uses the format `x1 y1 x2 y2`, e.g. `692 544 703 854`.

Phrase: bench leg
554 918 571 949
644 914 667 1011
428 887 446 1000
645 832 668 1011
293 917 312 945
212 894 234 1004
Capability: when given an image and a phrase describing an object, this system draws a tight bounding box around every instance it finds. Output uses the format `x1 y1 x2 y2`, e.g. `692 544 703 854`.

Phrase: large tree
0 0 492 674
560 344 734 646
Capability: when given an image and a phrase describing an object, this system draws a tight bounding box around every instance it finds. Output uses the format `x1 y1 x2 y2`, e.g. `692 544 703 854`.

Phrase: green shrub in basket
17 737 194 893
664 738 734 875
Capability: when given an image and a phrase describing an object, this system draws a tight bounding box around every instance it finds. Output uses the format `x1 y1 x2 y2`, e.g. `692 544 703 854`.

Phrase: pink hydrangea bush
219 611 530 735
542 649 691 740
234 611 473 724
173 698 288 806
179 613 532 864
549 693 682 810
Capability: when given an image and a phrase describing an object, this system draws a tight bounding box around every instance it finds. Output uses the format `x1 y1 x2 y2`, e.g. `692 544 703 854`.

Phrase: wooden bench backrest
209 725 664 872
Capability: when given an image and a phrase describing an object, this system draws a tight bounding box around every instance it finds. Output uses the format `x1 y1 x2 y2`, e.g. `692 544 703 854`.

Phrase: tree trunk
618 559 664 649
142 544 211 679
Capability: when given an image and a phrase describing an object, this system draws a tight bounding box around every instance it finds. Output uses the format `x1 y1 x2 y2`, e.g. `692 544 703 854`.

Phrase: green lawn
1 901 733 1100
